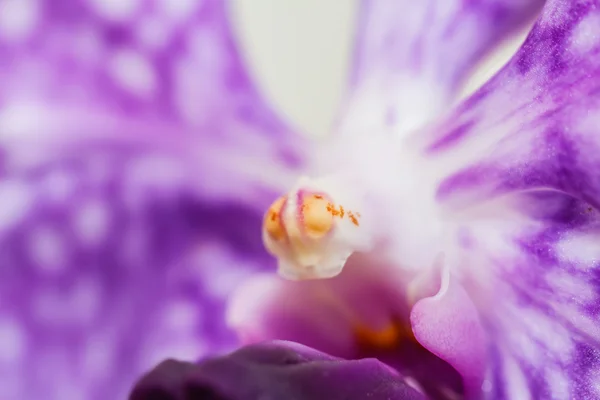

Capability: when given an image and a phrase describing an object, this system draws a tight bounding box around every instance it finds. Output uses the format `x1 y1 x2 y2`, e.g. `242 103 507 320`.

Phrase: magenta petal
227 260 412 358
337 0 544 135
227 259 466 398
410 268 486 398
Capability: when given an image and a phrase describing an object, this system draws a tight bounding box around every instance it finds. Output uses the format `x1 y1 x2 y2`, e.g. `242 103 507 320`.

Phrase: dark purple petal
336 0 544 135
0 1 306 399
128 341 426 400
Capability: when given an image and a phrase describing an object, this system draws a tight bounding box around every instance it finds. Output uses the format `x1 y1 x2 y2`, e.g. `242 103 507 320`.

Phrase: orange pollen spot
339 205 345 218
348 212 359 226
327 202 340 216
264 196 287 240
354 321 413 351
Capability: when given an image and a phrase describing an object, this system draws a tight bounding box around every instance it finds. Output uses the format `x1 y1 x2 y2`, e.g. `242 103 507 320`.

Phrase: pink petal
410 267 486 398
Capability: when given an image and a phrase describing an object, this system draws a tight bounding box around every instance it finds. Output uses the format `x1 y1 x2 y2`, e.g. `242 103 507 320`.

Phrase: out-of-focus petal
410 2 600 397
129 340 426 400
0 0 302 149
0 1 306 400
337 0 545 135
0 156 273 400
0 0 304 207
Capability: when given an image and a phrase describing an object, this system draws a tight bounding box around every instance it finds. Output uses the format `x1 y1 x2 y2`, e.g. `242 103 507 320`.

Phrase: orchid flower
2 0 599 399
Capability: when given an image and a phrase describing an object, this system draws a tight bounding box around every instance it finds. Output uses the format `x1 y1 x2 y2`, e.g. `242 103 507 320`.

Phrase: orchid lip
262 175 373 280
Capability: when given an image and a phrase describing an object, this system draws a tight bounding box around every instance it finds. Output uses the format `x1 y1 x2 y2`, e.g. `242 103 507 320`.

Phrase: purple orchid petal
0 1 306 399
436 190 600 398
406 2 600 396
423 0 600 208
129 340 426 400
336 0 545 135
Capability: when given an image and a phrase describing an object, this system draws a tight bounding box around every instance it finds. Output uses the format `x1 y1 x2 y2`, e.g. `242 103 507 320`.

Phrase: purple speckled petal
411 2 600 397
336 0 544 135
129 340 426 400
0 1 305 400
439 190 600 399
422 0 600 208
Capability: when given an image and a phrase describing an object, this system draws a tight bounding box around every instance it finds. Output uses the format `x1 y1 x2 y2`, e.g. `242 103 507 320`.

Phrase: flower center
354 319 415 351
262 176 372 280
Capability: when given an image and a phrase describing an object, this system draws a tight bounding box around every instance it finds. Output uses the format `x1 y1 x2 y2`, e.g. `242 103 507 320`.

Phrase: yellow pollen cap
301 194 334 238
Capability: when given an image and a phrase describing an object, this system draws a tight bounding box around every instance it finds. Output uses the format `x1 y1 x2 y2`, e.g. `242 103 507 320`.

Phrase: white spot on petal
0 180 33 232
73 200 110 246
158 0 200 21
556 232 600 267
126 155 184 201
0 101 54 139
137 17 170 50
0 319 26 365
0 0 40 43
109 49 157 98
88 0 141 22
570 13 600 55
162 301 200 331
174 27 227 125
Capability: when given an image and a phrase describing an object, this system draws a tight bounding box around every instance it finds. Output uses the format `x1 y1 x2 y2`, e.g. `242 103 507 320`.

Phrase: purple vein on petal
335 0 545 136
398 1 600 398
420 0 600 209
